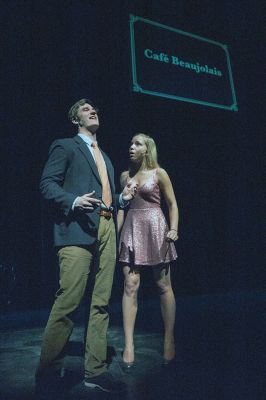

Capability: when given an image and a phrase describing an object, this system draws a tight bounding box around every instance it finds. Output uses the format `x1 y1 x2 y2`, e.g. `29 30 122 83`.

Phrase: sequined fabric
119 169 177 266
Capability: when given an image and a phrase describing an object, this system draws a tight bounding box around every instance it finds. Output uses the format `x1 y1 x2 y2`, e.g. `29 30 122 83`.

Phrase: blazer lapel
73 135 101 184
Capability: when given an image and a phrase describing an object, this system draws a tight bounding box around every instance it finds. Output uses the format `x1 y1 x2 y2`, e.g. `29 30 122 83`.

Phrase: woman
118 133 179 369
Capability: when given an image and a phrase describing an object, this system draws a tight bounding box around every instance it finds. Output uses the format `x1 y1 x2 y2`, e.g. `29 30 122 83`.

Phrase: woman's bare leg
122 265 140 363
153 265 176 361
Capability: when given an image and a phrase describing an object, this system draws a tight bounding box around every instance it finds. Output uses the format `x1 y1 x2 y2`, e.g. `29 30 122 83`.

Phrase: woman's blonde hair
132 133 159 169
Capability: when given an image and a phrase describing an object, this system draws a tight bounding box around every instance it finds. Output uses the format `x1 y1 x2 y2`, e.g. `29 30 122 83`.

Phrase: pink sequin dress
119 169 177 266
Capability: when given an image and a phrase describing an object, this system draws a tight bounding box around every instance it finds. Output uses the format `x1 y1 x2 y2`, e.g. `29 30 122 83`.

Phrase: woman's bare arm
157 168 179 242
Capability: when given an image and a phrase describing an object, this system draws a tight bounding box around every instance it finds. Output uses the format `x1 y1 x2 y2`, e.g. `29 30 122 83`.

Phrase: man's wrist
119 193 129 209
72 196 80 210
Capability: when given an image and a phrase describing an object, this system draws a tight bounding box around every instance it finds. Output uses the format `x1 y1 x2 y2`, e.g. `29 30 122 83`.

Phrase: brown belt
98 209 113 218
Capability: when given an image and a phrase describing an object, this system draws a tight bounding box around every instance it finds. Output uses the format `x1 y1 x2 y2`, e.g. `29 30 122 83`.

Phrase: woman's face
129 135 147 163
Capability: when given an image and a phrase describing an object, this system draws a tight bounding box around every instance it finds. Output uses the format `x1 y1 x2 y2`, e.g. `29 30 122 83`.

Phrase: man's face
76 103 99 133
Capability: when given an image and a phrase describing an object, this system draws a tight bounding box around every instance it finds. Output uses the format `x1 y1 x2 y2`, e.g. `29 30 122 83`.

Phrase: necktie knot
91 141 98 148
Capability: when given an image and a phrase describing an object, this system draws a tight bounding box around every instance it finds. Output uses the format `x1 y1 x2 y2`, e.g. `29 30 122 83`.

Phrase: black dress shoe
84 372 126 393
35 369 65 400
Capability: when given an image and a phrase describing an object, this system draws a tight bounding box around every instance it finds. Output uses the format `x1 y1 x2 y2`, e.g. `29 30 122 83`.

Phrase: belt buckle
99 209 112 219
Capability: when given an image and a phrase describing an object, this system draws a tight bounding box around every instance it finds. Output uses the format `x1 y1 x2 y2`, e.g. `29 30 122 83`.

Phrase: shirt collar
78 133 96 147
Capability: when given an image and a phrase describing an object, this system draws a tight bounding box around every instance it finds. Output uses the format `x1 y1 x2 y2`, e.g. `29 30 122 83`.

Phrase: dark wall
1 0 264 310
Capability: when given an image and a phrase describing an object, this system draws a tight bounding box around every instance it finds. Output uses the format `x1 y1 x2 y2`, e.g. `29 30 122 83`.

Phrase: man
36 98 136 393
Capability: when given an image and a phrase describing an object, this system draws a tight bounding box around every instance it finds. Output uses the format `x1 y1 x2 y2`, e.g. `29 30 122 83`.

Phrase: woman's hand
122 179 138 201
166 229 178 242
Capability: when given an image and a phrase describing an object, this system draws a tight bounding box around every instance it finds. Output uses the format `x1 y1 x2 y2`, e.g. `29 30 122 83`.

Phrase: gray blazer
40 135 117 247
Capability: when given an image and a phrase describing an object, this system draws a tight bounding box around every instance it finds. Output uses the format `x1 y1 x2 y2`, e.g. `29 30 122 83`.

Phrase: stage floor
0 291 265 400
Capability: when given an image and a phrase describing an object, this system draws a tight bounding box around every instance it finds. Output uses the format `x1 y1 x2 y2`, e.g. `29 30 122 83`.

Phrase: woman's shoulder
155 167 168 178
155 167 171 185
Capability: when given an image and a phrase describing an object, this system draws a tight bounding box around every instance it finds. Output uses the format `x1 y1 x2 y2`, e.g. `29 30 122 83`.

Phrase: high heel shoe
162 341 175 367
121 351 135 372
123 360 134 370
162 358 176 370
162 357 175 365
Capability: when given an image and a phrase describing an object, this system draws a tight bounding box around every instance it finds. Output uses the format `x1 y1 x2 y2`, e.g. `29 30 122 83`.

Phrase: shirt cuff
72 196 80 210
119 193 129 209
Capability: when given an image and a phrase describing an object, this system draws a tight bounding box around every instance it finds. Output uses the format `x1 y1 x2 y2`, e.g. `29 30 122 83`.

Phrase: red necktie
91 142 112 207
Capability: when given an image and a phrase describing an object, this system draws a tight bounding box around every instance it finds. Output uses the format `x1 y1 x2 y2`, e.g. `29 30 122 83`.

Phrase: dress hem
118 257 177 267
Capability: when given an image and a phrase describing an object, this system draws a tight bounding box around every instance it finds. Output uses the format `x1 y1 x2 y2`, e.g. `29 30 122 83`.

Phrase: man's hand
122 179 138 202
74 191 101 211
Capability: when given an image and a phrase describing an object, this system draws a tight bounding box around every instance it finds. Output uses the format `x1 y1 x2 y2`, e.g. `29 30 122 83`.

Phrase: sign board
130 15 238 111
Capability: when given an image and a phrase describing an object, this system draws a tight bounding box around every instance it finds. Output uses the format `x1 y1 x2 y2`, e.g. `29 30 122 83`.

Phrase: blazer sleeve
40 140 76 216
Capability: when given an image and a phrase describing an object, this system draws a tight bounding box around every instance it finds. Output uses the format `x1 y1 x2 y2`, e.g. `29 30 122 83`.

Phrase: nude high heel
163 341 175 365
122 348 135 371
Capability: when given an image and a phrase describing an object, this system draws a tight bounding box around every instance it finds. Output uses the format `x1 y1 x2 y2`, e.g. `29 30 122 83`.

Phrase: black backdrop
1 0 264 310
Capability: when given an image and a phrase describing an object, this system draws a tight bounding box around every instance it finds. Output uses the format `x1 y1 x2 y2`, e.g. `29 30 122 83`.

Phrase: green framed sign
130 15 238 111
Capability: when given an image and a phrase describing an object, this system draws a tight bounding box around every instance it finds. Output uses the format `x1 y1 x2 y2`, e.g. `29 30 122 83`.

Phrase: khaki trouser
38 216 116 377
